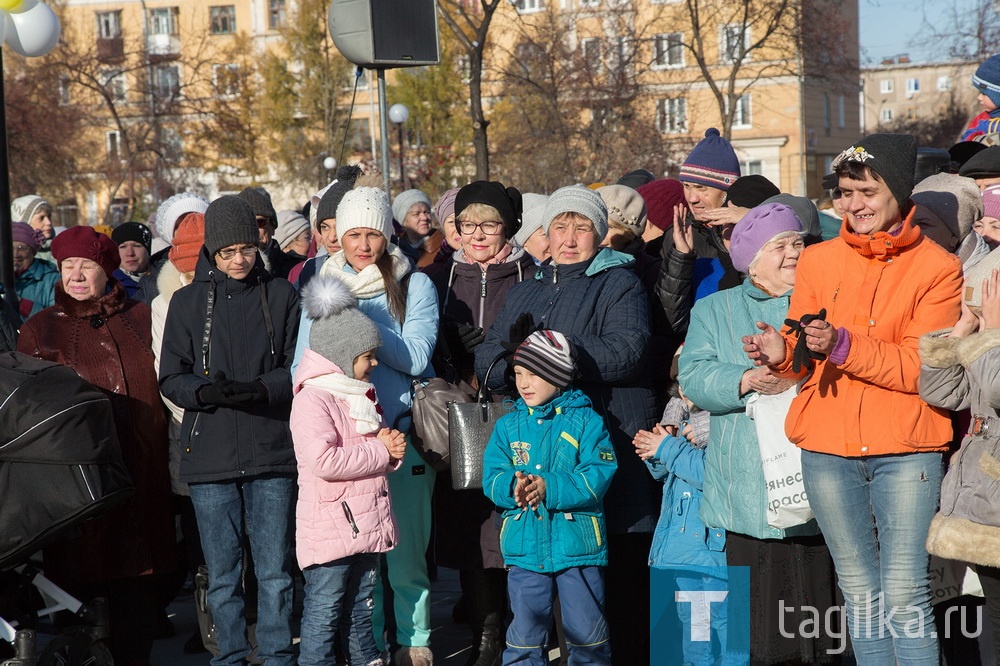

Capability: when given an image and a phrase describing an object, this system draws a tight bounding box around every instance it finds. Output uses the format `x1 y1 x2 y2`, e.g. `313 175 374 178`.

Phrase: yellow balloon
0 0 21 11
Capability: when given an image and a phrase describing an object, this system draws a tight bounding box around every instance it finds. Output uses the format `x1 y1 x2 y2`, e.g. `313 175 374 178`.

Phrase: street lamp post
388 103 409 191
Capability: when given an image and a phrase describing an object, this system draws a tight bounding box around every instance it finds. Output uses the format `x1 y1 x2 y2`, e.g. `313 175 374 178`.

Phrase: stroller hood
0 352 133 570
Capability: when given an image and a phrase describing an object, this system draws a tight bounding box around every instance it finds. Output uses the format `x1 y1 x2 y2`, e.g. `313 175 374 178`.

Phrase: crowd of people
14 56 1000 666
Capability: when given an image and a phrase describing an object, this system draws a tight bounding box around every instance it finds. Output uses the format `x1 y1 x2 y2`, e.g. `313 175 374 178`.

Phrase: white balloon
6 1 59 57
7 0 39 15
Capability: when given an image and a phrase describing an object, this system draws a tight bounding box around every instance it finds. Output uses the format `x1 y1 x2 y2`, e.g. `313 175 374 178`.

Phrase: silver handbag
449 353 513 490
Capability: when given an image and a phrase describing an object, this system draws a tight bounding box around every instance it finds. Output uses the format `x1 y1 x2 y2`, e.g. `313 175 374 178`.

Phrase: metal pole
0 50 19 314
377 69 391 196
397 122 406 191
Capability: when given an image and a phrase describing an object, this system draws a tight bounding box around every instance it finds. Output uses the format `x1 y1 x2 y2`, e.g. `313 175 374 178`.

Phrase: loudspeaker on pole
328 0 441 68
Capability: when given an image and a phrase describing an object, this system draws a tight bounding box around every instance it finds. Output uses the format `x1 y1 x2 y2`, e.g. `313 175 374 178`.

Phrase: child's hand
378 428 407 461
513 471 530 507
525 474 546 508
633 428 665 461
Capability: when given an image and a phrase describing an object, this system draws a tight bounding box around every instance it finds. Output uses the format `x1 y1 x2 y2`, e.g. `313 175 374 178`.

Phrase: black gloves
198 372 269 408
507 312 535 349
783 308 827 373
442 319 486 354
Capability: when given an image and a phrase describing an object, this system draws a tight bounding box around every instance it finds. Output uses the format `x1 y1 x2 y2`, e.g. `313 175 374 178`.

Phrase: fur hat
237 187 277 225
637 179 686 232
51 225 121 277
455 180 523 238
726 175 780 208
111 221 152 254
596 185 647 237
679 128 741 191
301 275 382 379
155 193 209 244
274 210 310 250
514 194 549 247
391 189 432 225
205 196 259 257
316 165 363 226
729 203 803 273
910 174 983 252
10 195 48 225
512 329 577 390
168 213 205 273
833 133 918 210
336 187 394 242
543 185 609 241
974 55 1000 108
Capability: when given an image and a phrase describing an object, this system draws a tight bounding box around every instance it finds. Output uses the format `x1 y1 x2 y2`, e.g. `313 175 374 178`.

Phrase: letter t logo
675 591 728 641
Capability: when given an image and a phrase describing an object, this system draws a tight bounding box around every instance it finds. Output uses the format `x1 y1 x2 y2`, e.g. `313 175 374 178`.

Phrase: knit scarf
303 372 385 435
319 244 411 298
840 207 922 259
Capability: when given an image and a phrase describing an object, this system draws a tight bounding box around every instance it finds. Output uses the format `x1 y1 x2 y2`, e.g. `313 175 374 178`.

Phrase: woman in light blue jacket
292 183 439 666
678 203 837 664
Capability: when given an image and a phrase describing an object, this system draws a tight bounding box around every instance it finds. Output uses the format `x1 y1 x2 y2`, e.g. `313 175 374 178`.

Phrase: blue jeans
300 553 382 666
189 476 296 666
505 566 611 665
801 450 942 665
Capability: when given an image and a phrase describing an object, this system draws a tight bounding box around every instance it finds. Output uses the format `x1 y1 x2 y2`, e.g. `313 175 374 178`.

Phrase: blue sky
859 0 956 65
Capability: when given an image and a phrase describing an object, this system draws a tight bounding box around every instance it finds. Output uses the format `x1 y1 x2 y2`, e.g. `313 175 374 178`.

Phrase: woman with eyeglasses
159 195 302 666
426 180 535 666
292 176 440 666
475 184 659 665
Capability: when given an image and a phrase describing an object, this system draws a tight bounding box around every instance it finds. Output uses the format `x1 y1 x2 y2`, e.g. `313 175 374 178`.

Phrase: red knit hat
637 178 685 232
51 225 121 276
168 212 206 273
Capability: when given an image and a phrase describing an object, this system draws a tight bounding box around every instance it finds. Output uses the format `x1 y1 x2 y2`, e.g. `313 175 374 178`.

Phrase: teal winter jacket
484 389 618 573
16 259 59 319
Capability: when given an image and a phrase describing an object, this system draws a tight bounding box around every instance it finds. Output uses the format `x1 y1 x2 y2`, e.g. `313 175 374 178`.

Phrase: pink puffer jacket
291 349 400 570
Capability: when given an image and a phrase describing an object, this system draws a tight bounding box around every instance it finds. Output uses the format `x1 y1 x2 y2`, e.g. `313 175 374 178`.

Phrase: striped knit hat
679 128 741 191
512 330 576 390
973 55 1000 108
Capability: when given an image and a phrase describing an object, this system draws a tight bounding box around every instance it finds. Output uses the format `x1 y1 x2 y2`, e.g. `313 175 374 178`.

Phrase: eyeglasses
763 238 805 253
549 221 596 235
458 220 503 236
216 245 257 260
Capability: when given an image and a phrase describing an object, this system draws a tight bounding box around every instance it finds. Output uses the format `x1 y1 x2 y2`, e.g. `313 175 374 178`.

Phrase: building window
582 37 602 72
58 75 71 105
106 130 121 161
212 64 240 97
516 0 544 11
905 77 919 94
880 107 894 123
879 79 893 94
162 128 183 161
103 70 127 103
823 92 831 131
838 95 845 128
153 65 181 100
269 0 286 29
742 159 762 176
719 24 750 64
731 94 751 129
210 6 236 34
97 10 122 38
612 37 634 72
149 7 179 36
579 0 599 7
656 97 686 134
654 32 683 67
937 76 951 91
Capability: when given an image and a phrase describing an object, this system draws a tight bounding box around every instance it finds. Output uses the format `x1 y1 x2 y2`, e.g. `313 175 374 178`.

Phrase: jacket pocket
557 511 605 559
891 390 949 449
182 412 202 455
500 510 529 558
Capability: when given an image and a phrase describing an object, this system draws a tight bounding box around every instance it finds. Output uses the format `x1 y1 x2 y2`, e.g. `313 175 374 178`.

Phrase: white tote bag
746 381 814 529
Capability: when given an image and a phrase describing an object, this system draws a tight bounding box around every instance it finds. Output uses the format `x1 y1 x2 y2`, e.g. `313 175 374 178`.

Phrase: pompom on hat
301 275 382 379
512 329 577 390
679 128 741 191
51 225 121 277
728 203 803 274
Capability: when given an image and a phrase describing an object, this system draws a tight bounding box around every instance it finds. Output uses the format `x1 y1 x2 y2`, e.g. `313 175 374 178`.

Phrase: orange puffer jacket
772 210 962 457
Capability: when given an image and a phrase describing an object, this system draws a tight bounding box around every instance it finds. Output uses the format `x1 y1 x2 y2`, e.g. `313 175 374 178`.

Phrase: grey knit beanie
543 185 609 241
514 193 549 247
391 189 432 225
301 275 382 378
237 186 277 225
910 173 982 251
204 196 259 257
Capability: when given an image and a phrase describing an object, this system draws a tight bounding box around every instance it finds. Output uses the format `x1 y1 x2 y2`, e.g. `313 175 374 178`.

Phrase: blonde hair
353 172 384 189
607 220 637 245
457 202 502 222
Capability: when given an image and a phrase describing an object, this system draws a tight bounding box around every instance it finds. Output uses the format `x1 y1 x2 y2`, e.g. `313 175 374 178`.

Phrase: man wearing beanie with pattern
483 329 616 666
159 194 301 666
744 132 963 664
963 54 1000 141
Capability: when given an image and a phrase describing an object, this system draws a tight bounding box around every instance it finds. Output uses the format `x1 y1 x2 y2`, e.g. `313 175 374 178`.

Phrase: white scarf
319 245 412 299
303 372 384 435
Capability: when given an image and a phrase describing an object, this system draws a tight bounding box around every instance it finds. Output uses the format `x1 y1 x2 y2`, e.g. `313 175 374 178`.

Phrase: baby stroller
0 352 133 666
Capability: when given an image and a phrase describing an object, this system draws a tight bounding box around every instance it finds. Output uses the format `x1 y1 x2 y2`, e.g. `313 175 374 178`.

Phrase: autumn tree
876 90 972 148
918 0 1000 60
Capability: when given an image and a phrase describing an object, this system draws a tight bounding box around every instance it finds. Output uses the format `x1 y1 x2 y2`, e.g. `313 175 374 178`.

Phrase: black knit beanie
726 174 781 208
237 186 277 225
205 196 259 256
316 165 363 226
111 221 152 253
832 133 918 210
455 180 523 238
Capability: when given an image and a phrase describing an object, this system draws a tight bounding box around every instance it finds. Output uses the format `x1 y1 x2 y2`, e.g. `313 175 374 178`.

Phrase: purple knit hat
729 203 802 273
434 187 460 224
679 128 741 191
11 222 41 252
984 184 1000 220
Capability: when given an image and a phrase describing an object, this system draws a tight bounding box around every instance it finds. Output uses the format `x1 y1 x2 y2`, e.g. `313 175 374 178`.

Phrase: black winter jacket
159 248 300 483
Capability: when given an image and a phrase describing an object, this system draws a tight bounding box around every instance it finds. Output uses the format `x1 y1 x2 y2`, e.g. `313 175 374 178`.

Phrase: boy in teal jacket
483 329 617 665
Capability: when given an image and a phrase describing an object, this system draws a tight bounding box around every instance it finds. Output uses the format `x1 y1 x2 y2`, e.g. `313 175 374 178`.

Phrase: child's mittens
783 308 828 372
660 397 688 428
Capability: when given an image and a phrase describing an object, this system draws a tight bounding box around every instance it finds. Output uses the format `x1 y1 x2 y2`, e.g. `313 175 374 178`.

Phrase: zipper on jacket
479 268 487 327
480 268 487 298
591 515 602 547
342 501 360 538
553 265 559 285
186 413 202 454
679 491 691 533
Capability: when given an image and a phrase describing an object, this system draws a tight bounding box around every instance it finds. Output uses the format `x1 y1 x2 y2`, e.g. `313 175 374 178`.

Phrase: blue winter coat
16 259 59 318
475 249 659 533
483 389 618 573
646 435 725 569
679 280 819 540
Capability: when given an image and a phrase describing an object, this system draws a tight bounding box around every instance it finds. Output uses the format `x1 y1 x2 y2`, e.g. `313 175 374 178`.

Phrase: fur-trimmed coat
920 327 1000 566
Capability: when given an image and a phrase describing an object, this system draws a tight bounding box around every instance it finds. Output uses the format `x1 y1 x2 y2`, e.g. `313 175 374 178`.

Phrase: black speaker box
328 0 441 68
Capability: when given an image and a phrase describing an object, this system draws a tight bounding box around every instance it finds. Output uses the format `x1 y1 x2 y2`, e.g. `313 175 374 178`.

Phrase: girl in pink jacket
292 275 407 666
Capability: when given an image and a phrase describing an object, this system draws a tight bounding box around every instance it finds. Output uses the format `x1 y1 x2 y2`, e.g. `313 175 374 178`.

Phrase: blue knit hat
973 55 1000 108
679 128 741 191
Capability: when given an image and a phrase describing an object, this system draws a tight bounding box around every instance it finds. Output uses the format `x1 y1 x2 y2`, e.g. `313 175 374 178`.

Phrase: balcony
96 36 124 64
147 33 181 62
